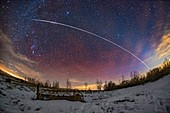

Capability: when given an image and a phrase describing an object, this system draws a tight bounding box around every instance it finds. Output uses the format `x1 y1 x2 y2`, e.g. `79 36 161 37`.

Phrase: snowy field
0 74 170 113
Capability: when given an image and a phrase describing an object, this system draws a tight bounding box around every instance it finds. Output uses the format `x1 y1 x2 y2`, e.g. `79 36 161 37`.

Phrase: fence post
37 84 39 99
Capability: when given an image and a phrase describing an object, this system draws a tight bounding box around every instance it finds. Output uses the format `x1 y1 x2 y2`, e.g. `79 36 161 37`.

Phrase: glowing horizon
0 63 25 81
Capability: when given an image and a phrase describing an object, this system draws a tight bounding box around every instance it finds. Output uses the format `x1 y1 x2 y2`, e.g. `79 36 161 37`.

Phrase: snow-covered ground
0 74 170 113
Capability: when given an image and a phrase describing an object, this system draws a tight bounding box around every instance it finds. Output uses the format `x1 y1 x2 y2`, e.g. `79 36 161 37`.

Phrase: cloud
144 12 170 68
14 63 42 81
144 34 170 69
144 20 170 69
0 30 44 81
69 78 82 83
0 63 25 80
156 34 170 59
0 30 36 64
155 15 170 60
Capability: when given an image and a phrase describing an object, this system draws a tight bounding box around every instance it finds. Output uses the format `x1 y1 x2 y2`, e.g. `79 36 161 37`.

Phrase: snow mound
0 74 170 113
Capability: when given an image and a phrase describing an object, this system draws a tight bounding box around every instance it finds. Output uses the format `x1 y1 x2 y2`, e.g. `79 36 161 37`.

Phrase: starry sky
0 0 170 89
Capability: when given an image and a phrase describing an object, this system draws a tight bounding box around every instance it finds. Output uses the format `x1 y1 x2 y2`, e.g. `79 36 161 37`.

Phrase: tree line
25 77 60 88
103 58 170 91
25 78 71 89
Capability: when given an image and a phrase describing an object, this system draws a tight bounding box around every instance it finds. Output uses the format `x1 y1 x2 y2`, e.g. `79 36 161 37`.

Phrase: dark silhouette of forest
104 59 170 91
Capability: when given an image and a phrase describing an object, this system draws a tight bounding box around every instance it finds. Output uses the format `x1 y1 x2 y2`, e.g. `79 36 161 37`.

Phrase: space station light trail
32 19 150 70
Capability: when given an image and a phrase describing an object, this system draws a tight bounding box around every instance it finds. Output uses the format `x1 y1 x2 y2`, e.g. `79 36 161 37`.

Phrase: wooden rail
36 84 85 102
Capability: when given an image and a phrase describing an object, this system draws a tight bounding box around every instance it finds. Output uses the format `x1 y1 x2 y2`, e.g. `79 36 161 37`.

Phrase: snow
0 74 170 113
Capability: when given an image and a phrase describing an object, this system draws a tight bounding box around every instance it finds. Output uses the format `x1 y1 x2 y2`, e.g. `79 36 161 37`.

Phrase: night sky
0 0 170 89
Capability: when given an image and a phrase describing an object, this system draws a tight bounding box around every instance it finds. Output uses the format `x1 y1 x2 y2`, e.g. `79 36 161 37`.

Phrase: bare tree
96 79 102 90
130 71 139 78
103 81 107 90
53 81 59 88
122 75 125 82
84 82 88 90
66 79 71 89
27 77 36 84
44 80 50 87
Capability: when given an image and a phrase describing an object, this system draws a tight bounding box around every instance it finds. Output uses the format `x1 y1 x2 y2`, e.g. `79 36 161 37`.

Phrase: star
66 11 70 15
0 0 169 88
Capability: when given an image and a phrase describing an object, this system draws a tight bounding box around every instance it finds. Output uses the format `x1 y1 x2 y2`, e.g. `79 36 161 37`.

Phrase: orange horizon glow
0 63 25 80
73 83 97 90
